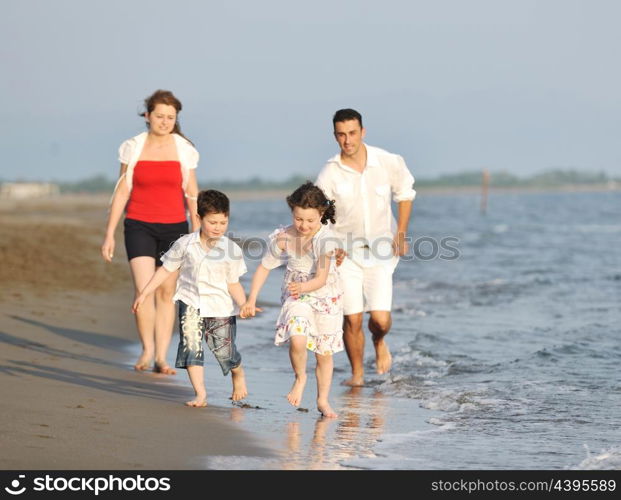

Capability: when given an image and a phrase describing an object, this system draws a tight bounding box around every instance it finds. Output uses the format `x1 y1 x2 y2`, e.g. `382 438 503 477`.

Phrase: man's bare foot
185 395 207 408
231 366 248 401
287 374 307 407
317 400 338 418
374 339 392 374
341 374 364 387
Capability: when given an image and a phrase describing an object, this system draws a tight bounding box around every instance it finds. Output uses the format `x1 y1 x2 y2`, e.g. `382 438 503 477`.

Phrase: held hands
239 301 263 319
101 236 115 262
288 281 304 299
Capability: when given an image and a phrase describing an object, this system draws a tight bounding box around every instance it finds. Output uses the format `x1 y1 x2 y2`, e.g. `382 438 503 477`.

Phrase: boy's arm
227 282 246 309
240 264 271 317
132 266 173 313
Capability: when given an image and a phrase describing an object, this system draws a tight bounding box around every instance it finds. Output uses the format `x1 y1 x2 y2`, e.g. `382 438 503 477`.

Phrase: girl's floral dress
261 224 344 355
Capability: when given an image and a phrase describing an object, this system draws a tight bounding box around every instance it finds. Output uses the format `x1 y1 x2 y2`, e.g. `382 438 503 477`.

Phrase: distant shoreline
0 182 619 206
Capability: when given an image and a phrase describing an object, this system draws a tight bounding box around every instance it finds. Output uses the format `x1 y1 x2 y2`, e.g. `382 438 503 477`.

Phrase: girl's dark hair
141 89 194 145
286 181 336 225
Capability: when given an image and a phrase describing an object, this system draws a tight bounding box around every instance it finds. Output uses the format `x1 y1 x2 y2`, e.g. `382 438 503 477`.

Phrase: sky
1 0 620 183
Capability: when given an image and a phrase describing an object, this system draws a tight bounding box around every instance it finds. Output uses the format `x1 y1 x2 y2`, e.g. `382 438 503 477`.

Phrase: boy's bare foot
185 395 207 408
341 374 364 387
154 363 177 375
231 366 248 401
317 400 338 418
287 374 307 407
374 339 392 374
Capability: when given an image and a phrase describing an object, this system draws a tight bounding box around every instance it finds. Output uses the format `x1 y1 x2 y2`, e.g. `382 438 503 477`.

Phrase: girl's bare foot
317 400 338 418
287 374 307 407
231 366 248 401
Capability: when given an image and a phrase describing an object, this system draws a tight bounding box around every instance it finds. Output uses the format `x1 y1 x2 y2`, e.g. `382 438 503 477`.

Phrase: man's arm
394 200 413 256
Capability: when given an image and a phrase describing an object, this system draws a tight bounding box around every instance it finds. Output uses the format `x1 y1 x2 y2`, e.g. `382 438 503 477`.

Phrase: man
316 109 415 386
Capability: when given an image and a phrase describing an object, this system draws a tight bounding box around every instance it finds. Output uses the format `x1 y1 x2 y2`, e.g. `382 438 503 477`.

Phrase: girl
241 182 343 418
101 89 200 374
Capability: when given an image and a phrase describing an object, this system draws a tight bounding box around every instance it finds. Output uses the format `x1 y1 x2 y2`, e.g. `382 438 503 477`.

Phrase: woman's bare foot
134 354 152 372
317 400 338 418
341 374 364 387
185 394 207 408
231 366 248 401
374 339 392 374
287 374 307 407
154 363 177 375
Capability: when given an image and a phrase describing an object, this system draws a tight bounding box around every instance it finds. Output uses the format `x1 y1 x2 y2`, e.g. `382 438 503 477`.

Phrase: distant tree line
23 169 620 194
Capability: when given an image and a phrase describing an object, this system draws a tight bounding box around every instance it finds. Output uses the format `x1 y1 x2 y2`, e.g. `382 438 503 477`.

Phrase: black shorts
124 218 189 266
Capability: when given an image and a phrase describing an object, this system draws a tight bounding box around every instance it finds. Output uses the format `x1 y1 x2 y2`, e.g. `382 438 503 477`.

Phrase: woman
101 89 200 374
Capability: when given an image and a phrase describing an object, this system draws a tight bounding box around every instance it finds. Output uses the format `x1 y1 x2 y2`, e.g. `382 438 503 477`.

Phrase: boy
133 190 248 407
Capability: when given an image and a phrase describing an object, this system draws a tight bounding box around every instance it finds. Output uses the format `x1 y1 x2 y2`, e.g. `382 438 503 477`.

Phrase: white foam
575 444 621 470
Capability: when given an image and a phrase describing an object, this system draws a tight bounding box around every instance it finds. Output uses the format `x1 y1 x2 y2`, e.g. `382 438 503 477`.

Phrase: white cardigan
110 131 199 203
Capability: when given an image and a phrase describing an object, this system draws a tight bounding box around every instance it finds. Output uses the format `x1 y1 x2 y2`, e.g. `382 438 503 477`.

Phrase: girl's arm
240 264 271 318
132 266 174 313
288 253 331 298
185 169 200 232
101 165 130 262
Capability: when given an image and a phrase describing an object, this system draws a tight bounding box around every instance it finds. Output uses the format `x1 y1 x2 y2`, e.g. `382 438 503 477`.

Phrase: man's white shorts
339 257 395 315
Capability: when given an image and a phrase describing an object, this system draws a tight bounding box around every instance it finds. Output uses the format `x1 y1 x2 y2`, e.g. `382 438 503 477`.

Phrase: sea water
152 190 621 470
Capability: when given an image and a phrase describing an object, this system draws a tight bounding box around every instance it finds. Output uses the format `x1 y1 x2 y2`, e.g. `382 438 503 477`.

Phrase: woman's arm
101 164 130 262
185 169 200 232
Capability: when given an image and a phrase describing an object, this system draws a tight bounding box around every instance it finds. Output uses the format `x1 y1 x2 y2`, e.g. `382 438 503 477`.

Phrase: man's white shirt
316 144 415 266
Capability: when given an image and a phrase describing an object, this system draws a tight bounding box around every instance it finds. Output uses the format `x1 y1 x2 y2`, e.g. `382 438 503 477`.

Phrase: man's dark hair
197 189 229 217
332 108 363 129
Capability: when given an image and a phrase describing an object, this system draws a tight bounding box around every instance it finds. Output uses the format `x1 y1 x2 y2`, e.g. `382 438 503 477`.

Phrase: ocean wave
574 445 621 470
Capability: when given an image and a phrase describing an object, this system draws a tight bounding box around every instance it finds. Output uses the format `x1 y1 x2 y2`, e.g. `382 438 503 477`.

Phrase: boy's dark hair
333 108 363 129
197 189 229 217
286 181 336 225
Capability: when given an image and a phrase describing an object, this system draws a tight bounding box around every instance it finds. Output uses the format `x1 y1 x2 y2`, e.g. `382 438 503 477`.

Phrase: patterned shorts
175 301 241 375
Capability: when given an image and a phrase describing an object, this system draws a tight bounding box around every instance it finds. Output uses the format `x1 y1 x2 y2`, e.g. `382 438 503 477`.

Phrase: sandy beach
0 195 273 469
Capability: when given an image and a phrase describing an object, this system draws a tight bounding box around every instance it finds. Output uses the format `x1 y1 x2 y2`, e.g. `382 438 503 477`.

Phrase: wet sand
0 195 274 469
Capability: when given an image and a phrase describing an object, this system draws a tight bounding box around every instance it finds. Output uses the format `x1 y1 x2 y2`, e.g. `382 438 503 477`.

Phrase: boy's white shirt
161 232 247 317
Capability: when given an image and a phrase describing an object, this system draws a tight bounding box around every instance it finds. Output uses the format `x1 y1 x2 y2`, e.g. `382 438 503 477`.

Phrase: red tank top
125 161 186 223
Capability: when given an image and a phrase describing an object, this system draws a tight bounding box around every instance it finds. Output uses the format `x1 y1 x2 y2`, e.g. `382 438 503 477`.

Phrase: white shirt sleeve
261 229 286 270
118 139 133 165
182 140 199 170
390 154 416 202
315 165 335 199
161 237 187 272
227 246 247 283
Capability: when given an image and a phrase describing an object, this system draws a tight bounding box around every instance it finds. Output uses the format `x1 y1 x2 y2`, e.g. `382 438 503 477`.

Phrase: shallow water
142 190 621 470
